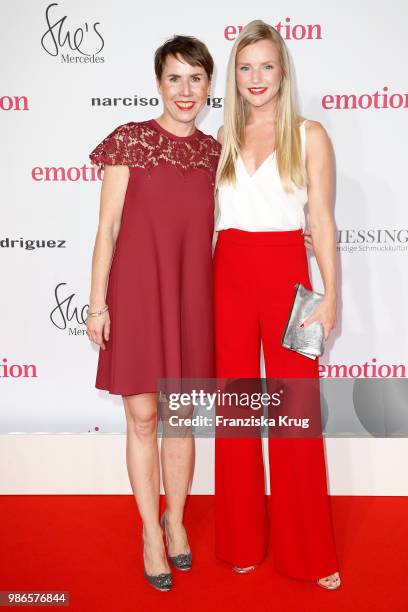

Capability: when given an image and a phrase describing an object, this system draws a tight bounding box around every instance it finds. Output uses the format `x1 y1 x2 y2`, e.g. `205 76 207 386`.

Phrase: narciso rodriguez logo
41 2 105 63
1 237 66 250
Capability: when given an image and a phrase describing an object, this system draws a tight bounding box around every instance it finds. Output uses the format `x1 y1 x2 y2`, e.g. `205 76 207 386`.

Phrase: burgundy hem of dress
95 384 159 397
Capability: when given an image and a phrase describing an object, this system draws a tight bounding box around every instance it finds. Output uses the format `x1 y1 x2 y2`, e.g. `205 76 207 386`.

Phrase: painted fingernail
299 323 304 328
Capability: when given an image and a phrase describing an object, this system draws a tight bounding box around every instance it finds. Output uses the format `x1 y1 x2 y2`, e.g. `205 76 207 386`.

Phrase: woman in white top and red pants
214 21 341 589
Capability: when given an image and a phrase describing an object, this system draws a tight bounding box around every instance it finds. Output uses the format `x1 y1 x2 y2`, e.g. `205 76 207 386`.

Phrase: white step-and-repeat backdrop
1 1 407 493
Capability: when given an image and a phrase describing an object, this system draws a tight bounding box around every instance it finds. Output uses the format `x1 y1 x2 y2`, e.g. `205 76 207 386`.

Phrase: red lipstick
248 87 267 95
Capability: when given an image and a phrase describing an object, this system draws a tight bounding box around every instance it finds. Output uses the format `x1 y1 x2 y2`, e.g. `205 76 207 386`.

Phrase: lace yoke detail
89 121 221 184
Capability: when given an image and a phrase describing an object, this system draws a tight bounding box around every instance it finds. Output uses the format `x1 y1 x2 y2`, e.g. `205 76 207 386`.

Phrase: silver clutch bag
281 283 325 360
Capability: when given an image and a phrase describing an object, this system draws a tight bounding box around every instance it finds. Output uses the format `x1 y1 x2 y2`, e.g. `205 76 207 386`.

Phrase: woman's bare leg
160 399 195 555
123 392 170 575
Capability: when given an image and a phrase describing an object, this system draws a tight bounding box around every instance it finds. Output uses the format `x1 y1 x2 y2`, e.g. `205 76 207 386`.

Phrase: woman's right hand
86 308 110 350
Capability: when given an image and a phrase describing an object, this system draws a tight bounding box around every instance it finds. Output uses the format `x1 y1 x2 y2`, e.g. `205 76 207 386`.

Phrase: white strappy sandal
316 571 341 590
233 565 258 574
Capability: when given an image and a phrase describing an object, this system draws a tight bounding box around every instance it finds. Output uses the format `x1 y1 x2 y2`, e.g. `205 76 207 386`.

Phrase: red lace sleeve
89 123 137 168
89 120 222 180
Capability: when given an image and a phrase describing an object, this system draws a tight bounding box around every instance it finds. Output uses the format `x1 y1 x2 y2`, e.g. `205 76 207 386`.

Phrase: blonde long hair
216 20 306 193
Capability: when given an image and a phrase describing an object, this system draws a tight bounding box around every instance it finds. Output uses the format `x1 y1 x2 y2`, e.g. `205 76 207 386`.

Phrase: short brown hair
154 35 214 81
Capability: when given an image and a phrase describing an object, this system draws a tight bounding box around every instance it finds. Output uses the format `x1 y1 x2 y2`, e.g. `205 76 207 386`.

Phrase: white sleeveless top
215 120 308 232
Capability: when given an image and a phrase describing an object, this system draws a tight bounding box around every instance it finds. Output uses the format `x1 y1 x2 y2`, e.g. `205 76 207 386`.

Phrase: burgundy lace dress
89 119 221 395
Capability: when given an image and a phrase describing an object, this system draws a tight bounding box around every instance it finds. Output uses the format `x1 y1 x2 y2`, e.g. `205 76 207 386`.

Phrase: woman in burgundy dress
87 36 220 592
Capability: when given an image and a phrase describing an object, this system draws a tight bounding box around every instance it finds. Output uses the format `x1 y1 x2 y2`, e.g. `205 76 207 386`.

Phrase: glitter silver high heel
316 572 341 590
143 542 172 592
143 568 172 592
233 565 257 574
161 512 193 571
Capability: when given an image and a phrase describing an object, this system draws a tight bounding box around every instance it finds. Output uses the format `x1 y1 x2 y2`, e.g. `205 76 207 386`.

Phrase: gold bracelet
87 305 109 317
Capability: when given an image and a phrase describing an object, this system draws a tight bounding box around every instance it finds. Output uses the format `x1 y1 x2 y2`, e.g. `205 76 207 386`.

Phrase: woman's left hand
300 296 337 340
303 229 314 252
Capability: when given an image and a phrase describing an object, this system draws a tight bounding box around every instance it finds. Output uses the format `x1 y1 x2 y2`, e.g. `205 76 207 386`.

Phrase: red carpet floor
1 495 407 611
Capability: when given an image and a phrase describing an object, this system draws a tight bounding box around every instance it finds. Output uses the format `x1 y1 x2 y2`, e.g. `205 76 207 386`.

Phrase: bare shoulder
217 125 224 145
304 119 331 159
304 119 328 138
304 119 330 144
303 120 333 173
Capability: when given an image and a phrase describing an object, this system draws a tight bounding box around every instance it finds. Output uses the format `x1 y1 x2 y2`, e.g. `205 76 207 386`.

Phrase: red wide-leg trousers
214 229 339 581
